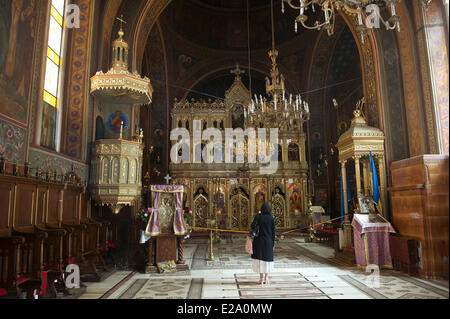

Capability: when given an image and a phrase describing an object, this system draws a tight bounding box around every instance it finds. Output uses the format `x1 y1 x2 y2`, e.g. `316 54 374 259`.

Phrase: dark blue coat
250 214 276 262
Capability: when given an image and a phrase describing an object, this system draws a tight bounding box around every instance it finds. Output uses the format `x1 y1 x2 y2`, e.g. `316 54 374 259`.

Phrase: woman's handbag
250 216 260 239
245 236 253 254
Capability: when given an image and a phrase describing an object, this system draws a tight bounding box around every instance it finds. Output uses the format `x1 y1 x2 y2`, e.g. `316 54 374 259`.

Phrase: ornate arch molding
306 17 347 155
393 1 427 156
338 13 383 130
369 21 410 161
418 0 449 154
133 0 172 72
307 10 414 162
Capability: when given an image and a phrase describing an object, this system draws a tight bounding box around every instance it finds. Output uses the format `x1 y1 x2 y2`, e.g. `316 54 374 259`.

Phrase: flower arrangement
137 208 151 224
183 208 193 225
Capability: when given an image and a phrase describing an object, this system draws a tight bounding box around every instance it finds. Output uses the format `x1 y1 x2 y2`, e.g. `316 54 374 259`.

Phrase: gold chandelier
90 16 153 105
245 0 310 131
281 0 402 43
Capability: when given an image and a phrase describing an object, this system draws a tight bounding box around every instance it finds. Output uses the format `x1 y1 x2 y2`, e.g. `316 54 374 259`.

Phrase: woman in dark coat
251 203 276 284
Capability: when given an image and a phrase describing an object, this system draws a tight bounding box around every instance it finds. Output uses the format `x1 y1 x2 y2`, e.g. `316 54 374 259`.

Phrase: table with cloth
352 213 396 269
309 206 325 230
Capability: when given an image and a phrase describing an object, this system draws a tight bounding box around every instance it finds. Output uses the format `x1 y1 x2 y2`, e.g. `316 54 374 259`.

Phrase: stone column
341 160 349 219
340 160 352 248
354 155 362 196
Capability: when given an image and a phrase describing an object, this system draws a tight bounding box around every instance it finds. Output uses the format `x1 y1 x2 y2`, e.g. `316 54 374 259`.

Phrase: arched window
39 0 68 151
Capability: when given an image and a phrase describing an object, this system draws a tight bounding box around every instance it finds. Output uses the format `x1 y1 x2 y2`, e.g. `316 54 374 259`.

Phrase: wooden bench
0 171 111 296
0 236 25 297
0 173 88 297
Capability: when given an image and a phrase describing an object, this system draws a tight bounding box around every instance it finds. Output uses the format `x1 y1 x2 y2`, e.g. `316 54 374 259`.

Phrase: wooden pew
78 192 111 280
0 174 87 298
0 236 25 297
59 183 96 280
0 169 112 296
59 178 110 282
35 182 68 297
0 176 44 298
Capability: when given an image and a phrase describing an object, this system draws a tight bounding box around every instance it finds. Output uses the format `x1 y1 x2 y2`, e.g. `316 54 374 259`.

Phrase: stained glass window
41 0 66 150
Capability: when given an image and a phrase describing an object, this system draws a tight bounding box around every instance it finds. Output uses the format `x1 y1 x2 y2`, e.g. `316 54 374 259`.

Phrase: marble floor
77 237 449 299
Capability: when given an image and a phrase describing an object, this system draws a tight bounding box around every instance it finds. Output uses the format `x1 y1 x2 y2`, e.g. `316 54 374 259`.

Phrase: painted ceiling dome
160 0 305 51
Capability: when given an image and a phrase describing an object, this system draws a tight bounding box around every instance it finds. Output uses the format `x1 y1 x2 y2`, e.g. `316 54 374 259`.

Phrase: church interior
0 0 449 301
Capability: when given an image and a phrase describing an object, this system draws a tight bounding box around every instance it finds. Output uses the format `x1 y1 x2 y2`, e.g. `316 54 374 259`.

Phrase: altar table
309 206 325 230
352 214 396 269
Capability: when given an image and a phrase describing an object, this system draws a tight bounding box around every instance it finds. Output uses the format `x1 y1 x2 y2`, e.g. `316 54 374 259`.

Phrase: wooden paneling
35 186 48 226
155 235 177 263
0 181 15 236
389 155 449 279
14 183 36 229
80 193 89 221
62 187 80 224
47 185 63 225
0 175 86 229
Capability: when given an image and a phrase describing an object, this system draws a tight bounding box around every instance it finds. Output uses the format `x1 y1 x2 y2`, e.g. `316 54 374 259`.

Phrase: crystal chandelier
281 0 403 43
245 0 310 131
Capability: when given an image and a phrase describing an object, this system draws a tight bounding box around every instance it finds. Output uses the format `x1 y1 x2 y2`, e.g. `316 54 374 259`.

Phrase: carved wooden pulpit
144 185 189 273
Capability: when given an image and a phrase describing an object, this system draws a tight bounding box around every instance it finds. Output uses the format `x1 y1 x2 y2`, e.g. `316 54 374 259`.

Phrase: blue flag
346 173 352 203
370 151 380 204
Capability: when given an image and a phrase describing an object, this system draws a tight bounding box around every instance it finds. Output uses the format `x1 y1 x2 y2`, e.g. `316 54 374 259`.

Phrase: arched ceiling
190 0 274 11
159 0 304 52
104 0 362 101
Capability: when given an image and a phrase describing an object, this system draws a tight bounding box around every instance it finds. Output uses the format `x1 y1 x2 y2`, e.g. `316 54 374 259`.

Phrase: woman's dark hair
260 203 271 215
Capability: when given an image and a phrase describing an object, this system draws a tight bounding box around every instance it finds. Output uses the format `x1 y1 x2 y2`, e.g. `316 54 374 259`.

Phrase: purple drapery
313 212 322 230
145 185 187 236
145 189 161 236
351 214 396 269
173 190 186 235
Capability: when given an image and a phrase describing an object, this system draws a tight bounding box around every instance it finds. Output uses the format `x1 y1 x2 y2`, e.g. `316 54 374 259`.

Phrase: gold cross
116 15 127 30
230 64 245 78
